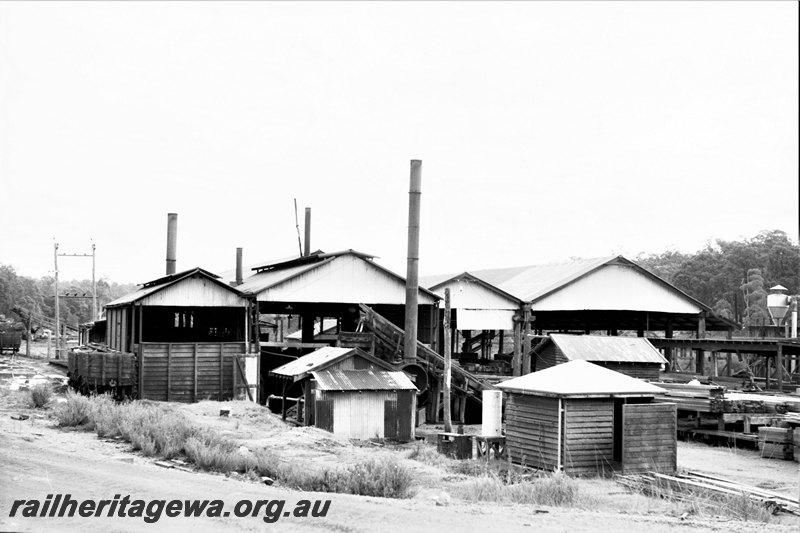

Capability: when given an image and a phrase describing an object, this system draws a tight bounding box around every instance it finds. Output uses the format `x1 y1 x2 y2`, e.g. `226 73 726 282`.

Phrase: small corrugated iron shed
497 361 675 476
534 334 668 380
313 369 417 442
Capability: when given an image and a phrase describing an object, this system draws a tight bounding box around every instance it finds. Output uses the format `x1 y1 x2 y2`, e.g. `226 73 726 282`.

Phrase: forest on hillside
1 229 798 331
635 230 799 326
0 265 137 329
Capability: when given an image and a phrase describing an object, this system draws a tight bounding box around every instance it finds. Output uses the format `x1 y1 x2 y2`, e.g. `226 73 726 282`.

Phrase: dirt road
0 407 796 533
1 351 798 532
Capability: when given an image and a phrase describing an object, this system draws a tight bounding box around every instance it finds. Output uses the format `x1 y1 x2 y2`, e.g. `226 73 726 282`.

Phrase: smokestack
235 247 243 286
304 208 311 257
404 160 421 363
166 213 178 275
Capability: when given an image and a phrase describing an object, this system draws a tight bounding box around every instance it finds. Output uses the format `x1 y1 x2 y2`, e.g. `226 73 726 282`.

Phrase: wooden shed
270 346 398 425
533 334 668 380
497 360 676 476
312 369 417 441
104 267 254 402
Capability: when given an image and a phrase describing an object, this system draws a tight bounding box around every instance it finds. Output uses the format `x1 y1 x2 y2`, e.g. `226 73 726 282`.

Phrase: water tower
767 285 789 326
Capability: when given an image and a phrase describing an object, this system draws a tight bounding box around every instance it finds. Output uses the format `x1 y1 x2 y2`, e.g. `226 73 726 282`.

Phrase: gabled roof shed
497 361 675 476
534 334 668 380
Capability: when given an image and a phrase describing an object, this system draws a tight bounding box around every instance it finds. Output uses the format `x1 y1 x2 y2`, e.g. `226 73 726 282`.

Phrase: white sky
1 1 798 285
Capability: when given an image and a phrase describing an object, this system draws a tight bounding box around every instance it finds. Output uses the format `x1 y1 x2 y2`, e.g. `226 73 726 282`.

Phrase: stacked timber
758 427 794 460
794 429 800 463
616 471 800 516
653 382 725 413
719 398 766 413
68 345 136 387
726 392 789 414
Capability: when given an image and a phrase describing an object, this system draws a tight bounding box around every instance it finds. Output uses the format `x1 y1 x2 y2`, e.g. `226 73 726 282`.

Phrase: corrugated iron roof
547 334 668 364
270 347 356 379
251 249 377 272
470 256 615 303
312 369 417 391
497 360 666 398
236 250 440 301
235 261 326 295
270 346 397 381
105 267 241 307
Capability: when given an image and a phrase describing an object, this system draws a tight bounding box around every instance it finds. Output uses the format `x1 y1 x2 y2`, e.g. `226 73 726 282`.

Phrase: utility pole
92 243 97 320
54 242 60 359
443 288 452 433
53 242 98 355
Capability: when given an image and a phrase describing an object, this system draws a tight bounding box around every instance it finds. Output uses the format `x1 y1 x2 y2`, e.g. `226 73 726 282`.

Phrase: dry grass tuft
453 470 580 506
51 393 413 498
29 383 53 408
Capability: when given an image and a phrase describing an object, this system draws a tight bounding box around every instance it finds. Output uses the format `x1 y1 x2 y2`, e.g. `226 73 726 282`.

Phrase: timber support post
522 304 532 374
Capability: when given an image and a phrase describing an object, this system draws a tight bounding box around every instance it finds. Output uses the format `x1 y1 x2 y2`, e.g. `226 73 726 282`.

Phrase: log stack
758 427 794 461
794 428 800 463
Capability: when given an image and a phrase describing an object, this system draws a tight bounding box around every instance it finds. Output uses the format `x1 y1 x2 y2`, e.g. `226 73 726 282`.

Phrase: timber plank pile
616 471 800 516
758 427 794 460
68 344 136 387
358 304 493 401
655 381 800 458
795 428 800 463
653 382 726 412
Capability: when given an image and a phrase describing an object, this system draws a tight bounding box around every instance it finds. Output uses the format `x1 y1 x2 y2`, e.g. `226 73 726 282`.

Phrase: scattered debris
616 471 800 516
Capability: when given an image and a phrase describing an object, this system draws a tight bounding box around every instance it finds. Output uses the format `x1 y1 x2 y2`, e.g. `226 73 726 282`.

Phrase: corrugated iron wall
314 390 415 442
332 391 390 439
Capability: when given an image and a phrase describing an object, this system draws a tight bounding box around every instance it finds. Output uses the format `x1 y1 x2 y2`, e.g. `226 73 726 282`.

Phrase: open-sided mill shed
104 267 255 402
497 360 676 476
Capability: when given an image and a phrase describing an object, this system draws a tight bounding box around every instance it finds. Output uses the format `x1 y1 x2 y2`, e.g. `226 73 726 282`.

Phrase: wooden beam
522 305 532 375
512 312 522 377
166 343 171 402
218 342 224 401
193 343 198 402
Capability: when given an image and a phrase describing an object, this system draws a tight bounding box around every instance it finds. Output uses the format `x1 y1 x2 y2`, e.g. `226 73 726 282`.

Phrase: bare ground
1 348 799 533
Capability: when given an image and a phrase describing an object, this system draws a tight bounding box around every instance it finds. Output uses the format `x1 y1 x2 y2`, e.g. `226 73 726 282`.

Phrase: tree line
0 264 137 329
635 230 799 326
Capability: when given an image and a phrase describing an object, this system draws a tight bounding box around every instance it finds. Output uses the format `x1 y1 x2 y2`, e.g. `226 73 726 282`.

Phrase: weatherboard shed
497 361 676 476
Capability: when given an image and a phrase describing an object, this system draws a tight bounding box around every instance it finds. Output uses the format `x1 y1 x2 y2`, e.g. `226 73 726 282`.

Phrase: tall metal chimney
235 247 243 286
304 208 311 257
166 212 178 275
403 160 422 363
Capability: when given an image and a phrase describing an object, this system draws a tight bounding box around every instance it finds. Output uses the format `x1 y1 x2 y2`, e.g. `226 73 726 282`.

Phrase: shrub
30 384 53 408
53 391 93 426
336 457 413 498
453 470 579 506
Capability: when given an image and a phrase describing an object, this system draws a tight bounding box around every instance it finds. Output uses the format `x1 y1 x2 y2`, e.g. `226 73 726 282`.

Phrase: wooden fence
68 350 136 388
138 342 247 402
